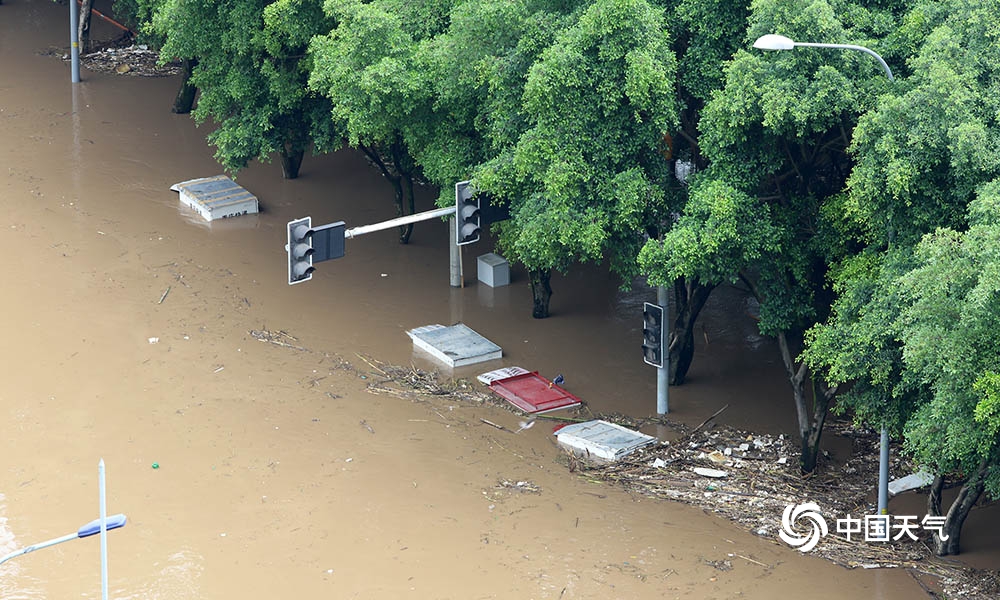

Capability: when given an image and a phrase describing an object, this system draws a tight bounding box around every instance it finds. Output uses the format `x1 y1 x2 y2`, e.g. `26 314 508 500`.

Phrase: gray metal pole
656 285 669 414
449 217 462 287
70 0 80 83
878 426 889 513
99 459 108 600
344 205 455 238
793 42 894 82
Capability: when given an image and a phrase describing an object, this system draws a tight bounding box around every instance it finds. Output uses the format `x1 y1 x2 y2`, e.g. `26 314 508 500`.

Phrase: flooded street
0 1 993 598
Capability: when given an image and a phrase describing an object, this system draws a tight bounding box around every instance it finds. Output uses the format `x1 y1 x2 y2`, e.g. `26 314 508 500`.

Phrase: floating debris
249 328 309 352
496 479 540 494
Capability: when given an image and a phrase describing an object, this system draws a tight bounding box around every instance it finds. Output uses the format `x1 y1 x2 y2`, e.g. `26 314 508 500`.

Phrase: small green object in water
152 462 160 469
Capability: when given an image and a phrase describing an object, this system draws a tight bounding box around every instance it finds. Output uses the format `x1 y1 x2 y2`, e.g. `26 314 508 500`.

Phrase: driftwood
692 404 729 433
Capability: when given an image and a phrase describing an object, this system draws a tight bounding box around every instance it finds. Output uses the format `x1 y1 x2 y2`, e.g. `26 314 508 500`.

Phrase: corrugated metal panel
171 175 259 221
406 323 502 368
555 420 656 461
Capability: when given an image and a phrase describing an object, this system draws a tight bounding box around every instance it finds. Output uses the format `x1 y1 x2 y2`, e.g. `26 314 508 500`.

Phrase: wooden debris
480 418 507 431
578 422 998 599
249 328 309 352
496 479 540 494
692 404 729 433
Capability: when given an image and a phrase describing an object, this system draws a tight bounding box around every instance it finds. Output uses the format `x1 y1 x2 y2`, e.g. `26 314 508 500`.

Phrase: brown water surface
0 1 994 598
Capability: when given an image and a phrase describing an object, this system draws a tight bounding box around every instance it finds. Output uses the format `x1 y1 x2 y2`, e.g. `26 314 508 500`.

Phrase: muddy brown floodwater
0 1 995 598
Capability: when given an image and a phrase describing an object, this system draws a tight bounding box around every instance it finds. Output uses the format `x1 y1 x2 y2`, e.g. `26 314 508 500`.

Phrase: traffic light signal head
456 180 481 246
287 217 315 285
642 301 664 368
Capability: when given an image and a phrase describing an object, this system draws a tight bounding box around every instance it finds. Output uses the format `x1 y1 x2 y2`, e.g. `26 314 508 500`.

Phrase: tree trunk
403 171 416 237
279 144 304 180
391 143 414 244
387 173 409 242
358 143 412 244
78 0 94 54
927 459 989 555
172 59 198 114
802 379 834 472
777 330 835 473
668 277 716 385
530 269 552 319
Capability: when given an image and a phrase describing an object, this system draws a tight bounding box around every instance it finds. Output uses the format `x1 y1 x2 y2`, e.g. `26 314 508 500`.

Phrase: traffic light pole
288 200 470 286
70 0 81 82
657 284 669 414
449 217 462 287
344 205 456 239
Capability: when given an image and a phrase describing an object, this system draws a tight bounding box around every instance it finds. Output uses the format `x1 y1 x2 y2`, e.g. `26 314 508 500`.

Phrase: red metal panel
489 372 582 414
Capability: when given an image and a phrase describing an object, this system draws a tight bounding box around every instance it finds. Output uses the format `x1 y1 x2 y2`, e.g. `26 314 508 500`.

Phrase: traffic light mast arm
344 205 456 239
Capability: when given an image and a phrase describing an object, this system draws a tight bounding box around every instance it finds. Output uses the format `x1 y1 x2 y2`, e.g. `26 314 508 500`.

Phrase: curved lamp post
753 34 894 81
753 33 893 516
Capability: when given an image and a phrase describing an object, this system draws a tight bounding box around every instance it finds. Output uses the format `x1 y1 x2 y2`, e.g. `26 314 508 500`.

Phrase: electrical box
477 253 510 287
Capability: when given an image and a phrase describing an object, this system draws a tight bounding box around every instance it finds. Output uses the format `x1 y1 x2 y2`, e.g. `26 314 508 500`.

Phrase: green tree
151 0 337 179
475 0 678 317
895 184 1000 555
405 0 580 198
309 0 457 243
641 0 908 472
636 0 750 382
805 0 1000 553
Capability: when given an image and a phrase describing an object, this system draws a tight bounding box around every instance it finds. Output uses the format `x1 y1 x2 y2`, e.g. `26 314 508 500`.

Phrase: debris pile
583 424 999 598
59 44 181 77
358 359 997 599
591 426 922 563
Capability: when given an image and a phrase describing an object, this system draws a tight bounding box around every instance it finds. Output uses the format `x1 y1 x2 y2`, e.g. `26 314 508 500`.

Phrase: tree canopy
640 0 911 473
802 0 1000 553
150 0 337 178
474 0 678 314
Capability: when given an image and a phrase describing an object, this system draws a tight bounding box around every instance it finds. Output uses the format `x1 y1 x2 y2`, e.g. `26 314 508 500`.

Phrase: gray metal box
477 253 510 287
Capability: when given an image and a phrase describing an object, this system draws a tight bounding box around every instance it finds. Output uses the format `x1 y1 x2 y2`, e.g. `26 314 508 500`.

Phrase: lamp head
753 34 796 51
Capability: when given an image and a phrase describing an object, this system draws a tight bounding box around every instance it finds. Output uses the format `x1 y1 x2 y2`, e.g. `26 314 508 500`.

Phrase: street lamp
753 34 894 81
753 33 894 516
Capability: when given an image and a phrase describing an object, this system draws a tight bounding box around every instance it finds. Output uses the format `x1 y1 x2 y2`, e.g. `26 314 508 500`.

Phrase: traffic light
456 180 480 246
286 217 315 285
642 301 664 368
